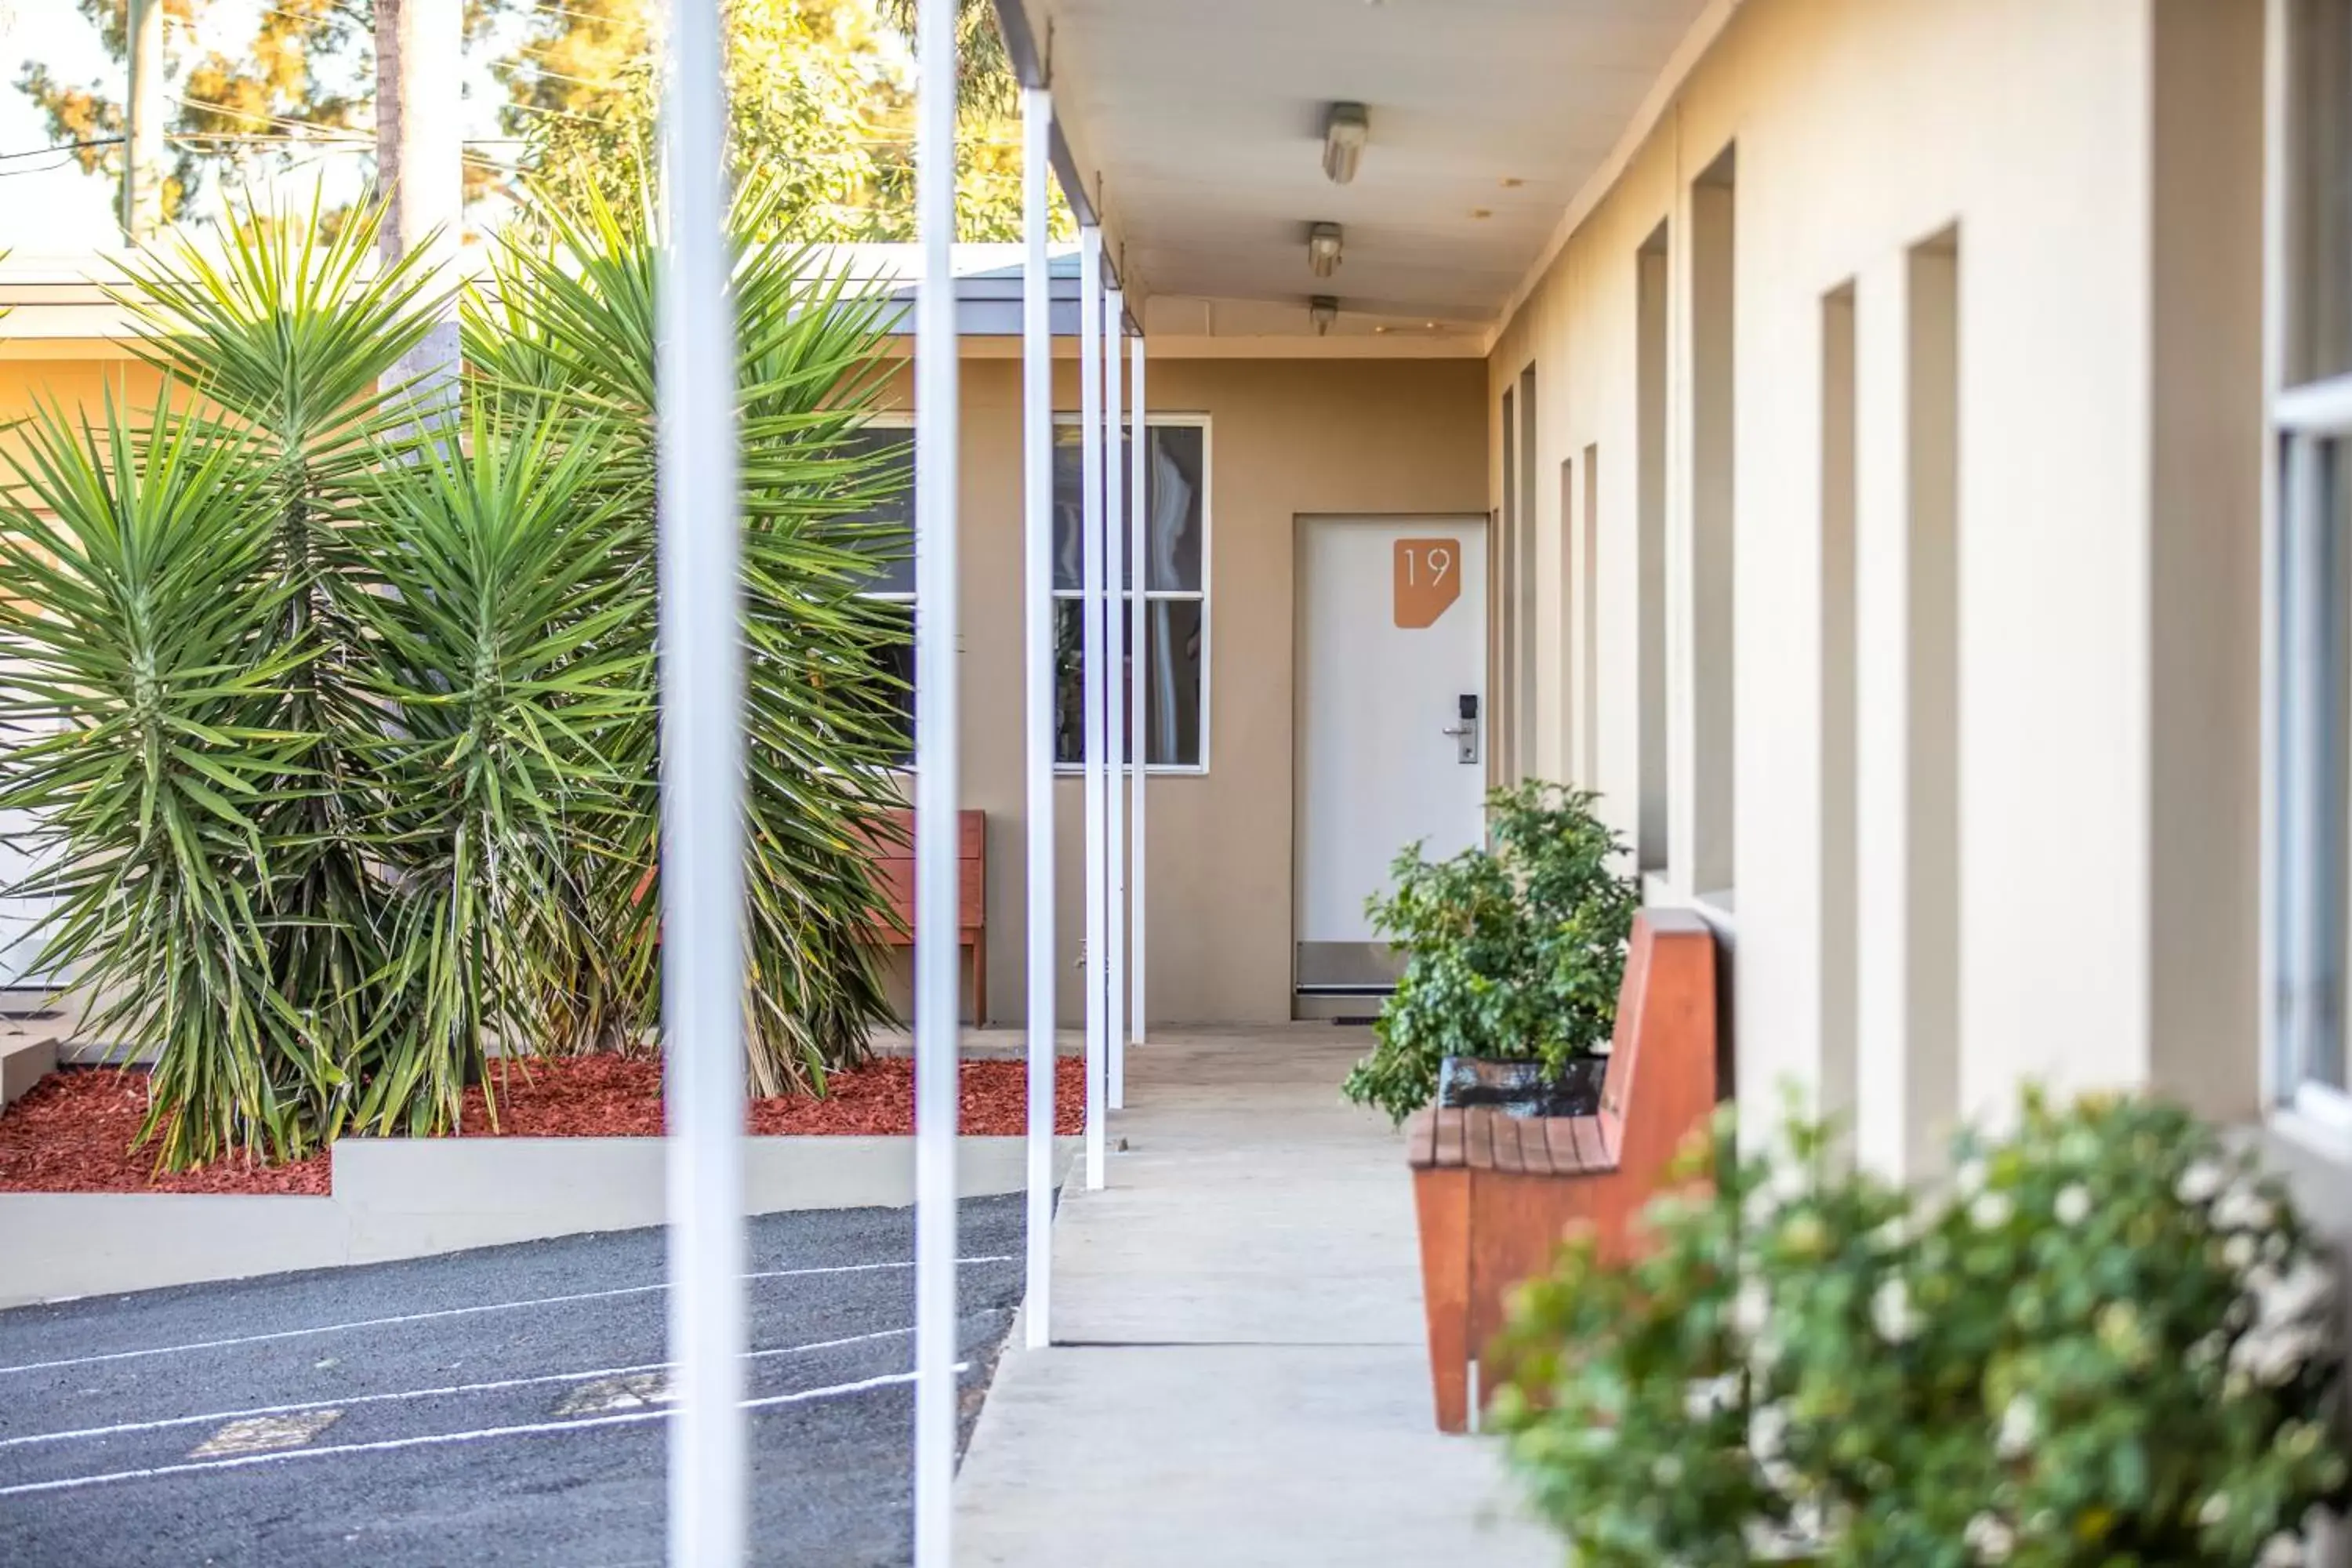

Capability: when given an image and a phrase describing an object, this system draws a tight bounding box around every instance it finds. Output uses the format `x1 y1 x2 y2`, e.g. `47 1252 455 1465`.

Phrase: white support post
910 0 960 1558
1128 336 1149 1050
657 0 746 1562
1019 84 1057 1351
1080 226 1108 1192
1105 288 1127 1112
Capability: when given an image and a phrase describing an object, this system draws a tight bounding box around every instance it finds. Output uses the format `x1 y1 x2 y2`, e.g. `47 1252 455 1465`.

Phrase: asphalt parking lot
0 1193 1027 1567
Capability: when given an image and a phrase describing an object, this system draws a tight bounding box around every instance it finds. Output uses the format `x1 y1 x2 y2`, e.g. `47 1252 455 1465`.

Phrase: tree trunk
122 0 165 240
375 0 463 408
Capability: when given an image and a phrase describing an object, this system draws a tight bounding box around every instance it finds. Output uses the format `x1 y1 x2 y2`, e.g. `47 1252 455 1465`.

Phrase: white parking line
0 1327 915 1450
0 1255 1015 1377
0 1364 969 1498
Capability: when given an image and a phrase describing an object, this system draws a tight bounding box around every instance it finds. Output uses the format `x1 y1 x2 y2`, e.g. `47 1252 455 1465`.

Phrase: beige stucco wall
0 351 162 470
0 340 1486 1027
1481 0 2268 1169
0 352 166 619
893 354 1489 1025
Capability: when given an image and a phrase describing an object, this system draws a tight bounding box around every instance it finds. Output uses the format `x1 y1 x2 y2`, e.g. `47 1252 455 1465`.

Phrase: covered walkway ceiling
996 0 1714 339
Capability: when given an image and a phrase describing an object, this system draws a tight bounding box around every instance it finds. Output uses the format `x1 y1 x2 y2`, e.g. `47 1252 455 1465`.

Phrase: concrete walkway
953 1025 1555 1566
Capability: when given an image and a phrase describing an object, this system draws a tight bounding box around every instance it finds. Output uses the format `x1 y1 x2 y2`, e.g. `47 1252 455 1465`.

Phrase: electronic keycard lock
1443 693 1480 765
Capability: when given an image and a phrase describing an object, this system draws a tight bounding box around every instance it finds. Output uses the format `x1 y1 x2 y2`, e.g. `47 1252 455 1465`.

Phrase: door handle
1445 694 1479 766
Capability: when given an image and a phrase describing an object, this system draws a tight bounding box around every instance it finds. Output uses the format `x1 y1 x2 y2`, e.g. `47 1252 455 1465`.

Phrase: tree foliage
15 0 1062 240
17 0 374 224
493 0 1061 242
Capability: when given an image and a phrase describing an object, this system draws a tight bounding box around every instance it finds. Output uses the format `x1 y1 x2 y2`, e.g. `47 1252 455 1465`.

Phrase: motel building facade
5 0 2352 1557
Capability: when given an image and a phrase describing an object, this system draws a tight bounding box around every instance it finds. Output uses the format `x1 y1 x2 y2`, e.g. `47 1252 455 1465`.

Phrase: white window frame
851 412 916 769
1051 410 1212 777
2263 0 2352 1158
2267 381 2352 1152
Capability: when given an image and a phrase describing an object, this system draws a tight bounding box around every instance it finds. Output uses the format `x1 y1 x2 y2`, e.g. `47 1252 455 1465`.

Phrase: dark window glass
840 426 916 595
1052 598 1204 768
862 600 916 768
1052 423 1206 591
2288 0 2352 383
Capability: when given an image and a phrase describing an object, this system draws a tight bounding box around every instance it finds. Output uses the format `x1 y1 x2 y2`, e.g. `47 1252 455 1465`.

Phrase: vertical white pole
1080 226 1108 1192
1128 336 1149 1051
911 0 960 1559
658 0 746 1562
1019 85 1057 1352
1104 288 1127 1112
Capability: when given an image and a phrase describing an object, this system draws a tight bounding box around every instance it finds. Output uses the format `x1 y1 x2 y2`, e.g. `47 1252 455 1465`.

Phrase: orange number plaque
1393 538 1462 629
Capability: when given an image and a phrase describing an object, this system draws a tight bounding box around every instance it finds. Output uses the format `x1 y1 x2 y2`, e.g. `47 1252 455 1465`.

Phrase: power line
0 132 537 181
499 56 639 96
0 136 124 162
508 0 641 33
0 152 87 177
170 93 369 141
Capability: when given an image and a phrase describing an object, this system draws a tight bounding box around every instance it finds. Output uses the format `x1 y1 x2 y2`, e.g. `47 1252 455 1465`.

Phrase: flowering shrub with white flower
1489 1092 2350 1566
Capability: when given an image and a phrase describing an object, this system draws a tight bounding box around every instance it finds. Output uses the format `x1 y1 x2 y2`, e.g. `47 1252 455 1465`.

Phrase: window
2270 0 2352 1136
840 421 916 765
2269 421 2350 1124
1049 416 1210 771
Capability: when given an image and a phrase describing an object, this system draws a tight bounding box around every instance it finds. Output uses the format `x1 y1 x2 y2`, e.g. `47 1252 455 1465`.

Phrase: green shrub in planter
1340 781 1638 1124
1491 1094 2350 1567
1486 1116 1778 1566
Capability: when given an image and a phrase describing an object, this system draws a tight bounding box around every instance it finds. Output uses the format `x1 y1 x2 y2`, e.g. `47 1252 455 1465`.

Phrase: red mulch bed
0 1054 1085 1197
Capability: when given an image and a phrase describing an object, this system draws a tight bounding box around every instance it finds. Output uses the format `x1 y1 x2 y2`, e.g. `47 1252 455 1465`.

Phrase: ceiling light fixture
1308 222 1344 278
1323 102 1369 185
1309 296 1339 336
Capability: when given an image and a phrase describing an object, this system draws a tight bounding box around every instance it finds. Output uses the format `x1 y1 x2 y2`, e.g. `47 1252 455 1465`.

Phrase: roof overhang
0 245 1126 353
993 0 1729 347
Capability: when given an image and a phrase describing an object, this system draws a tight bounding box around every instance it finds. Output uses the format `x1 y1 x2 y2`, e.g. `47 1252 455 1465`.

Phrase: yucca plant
110 197 457 1134
0 187 909 1167
0 394 337 1166
350 404 652 1134
467 175 913 1096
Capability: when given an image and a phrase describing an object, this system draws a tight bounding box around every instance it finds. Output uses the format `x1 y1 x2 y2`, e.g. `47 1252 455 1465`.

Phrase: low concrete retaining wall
0 1133 1079 1308
0 1032 56 1109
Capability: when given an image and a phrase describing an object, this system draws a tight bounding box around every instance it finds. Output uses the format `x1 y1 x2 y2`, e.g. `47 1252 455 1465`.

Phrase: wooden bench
1405 906 1719 1432
631 807 990 1025
863 808 988 1026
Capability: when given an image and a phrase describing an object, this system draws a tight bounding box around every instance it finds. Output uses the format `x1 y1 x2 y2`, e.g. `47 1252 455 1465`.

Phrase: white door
1294 515 1488 1003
